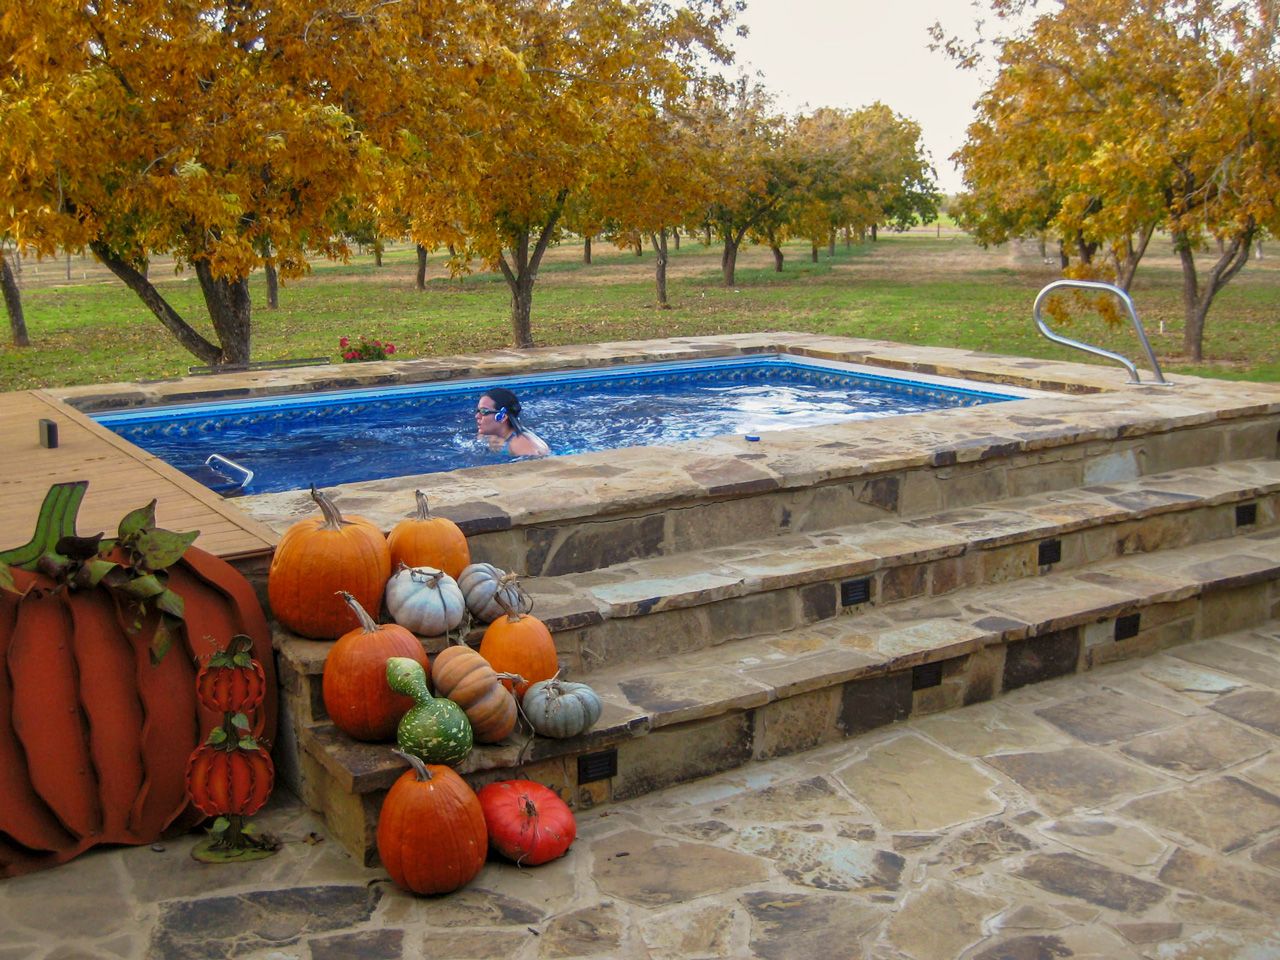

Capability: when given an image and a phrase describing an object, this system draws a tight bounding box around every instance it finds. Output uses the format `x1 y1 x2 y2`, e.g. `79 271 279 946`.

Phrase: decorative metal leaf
117 500 157 539
133 528 199 570
154 588 185 619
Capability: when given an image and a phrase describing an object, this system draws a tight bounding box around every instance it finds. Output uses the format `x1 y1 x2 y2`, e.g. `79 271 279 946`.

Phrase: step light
1115 613 1141 641
578 749 618 784
840 577 872 607
912 661 944 690
1038 538 1062 566
1236 502 1257 527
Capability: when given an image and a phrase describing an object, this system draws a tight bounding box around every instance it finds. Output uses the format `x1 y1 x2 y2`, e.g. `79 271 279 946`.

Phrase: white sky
730 0 988 194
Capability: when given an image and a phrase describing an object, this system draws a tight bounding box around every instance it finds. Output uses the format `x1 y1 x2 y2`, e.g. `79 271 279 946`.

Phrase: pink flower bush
339 335 396 362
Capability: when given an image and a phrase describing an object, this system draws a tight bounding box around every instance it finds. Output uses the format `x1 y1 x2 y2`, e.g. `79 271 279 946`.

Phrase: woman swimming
474 387 550 458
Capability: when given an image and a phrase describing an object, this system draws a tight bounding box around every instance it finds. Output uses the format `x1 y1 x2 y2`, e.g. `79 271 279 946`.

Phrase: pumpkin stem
393 748 434 782
337 591 380 634
413 489 433 521
0 480 88 571
408 567 445 588
523 796 537 818
310 485 348 531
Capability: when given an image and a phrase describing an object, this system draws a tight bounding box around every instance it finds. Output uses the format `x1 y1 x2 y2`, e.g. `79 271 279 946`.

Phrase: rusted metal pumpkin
0 482 276 877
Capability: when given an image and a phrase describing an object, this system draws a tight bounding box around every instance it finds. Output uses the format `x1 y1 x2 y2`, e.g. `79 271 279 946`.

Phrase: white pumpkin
457 562 530 623
385 564 466 636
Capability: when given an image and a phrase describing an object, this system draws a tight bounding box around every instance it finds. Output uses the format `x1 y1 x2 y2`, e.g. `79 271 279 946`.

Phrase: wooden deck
1 391 278 561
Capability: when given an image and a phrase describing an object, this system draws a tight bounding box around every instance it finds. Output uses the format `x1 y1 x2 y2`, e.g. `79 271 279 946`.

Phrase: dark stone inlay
615 677 701 713
800 582 838 622
310 929 403 960
1003 630 1079 692
148 885 381 960
450 502 514 535
973 935 1072 960
839 671 912 735
858 475 901 513
1210 690 1280 736
1015 852 1166 912
742 890 882 960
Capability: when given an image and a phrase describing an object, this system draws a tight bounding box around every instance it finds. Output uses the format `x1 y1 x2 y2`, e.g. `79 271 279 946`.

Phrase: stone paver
4 624 1280 959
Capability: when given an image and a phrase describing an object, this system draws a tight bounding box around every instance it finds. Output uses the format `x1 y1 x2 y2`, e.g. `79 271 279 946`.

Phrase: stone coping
46 333 1280 539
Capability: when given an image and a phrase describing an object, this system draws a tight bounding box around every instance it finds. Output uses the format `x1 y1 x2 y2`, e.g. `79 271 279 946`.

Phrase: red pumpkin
387 490 471 580
477 595 558 698
196 634 267 714
268 485 391 639
186 737 275 817
0 482 276 878
477 779 576 866
377 751 488 894
322 592 428 741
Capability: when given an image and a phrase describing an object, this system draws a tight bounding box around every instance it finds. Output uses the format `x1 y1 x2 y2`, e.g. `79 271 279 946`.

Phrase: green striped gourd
385 657 473 766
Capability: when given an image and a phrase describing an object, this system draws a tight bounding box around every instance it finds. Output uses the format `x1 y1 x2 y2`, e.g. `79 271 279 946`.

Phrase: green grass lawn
3 231 1277 391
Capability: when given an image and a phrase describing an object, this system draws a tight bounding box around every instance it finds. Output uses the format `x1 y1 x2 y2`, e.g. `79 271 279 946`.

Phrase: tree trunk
650 229 670 308
721 235 740 288
91 241 223 364
264 261 279 309
2 250 29 347
193 261 252 366
770 244 784 272
672 228 680 251
1174 223 1255 363
497 193 567 349
827 230 836 257
844 226 852 249
634 239 643 257
811 243 819 263
373 240 384 267
1114 223 1156 292
415 244 428 290
704 225 712 246
583 235 592 264
869 224 878 242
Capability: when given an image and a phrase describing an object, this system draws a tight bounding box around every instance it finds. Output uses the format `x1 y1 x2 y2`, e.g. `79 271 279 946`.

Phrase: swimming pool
93 354 1029 495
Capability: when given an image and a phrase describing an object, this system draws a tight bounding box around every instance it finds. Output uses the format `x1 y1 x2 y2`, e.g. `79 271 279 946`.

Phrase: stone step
529 459 1280 673
274 458 1280 734
295 525 1280 863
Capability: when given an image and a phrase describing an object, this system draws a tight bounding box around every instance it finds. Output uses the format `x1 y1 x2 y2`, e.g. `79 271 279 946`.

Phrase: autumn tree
447 0 739 347
698 79 792 287
592 94 722 306
946 0 1280 360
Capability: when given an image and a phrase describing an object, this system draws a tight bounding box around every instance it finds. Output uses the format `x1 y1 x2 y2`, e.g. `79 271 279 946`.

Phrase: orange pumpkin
431 642 519 743
387 490 470 580
268 485 391 639
185 735 275 818
322 593 429 742
376 750 488 895
477 595 558 698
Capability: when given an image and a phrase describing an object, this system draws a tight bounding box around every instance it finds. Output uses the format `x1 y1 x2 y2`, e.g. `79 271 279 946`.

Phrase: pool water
94 355 1024 495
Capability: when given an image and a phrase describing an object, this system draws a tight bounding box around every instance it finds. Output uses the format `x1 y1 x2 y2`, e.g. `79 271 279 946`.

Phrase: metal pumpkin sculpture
0 482 277 877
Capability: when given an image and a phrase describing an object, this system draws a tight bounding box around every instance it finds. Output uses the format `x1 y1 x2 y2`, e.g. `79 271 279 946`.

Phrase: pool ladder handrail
1032 279 1170 385
204 454 254 493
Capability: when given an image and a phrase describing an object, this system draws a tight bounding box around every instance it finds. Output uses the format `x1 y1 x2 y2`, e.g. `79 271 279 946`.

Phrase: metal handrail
1032 279 1169 385
205 454 255 492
